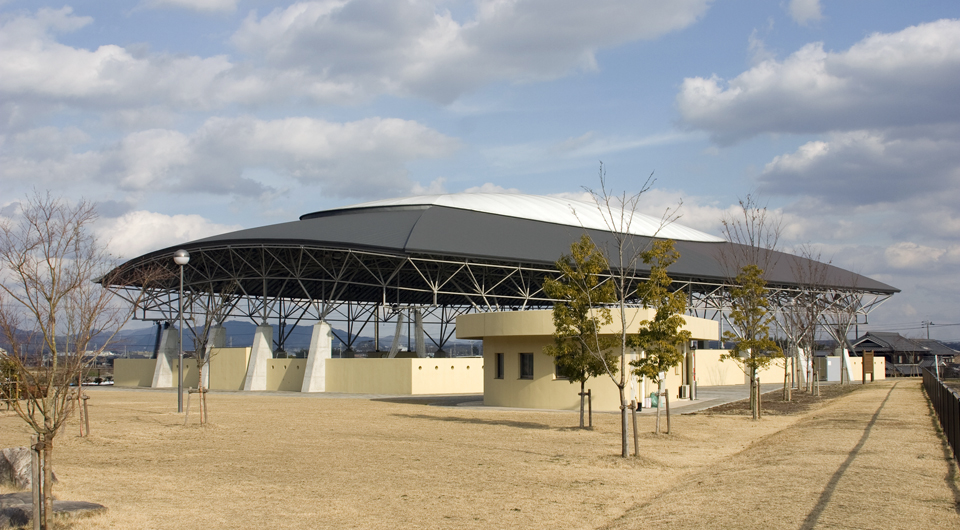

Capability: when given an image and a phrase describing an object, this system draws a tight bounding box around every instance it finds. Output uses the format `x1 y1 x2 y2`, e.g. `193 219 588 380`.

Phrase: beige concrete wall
325 358 484 395
267 359 306 391
326 359 413 394
112 349 482 395
691 350 790 386
692 350 746 386
462 310 721 411
410 358 484 394
482 337 715 411
208 348 251 390
116 348 251 390
482 336 628 411
113 359 156 387
458 309 719 341
837 356 887 382
114 358 202 388
171 359 199 388
756 360 786 384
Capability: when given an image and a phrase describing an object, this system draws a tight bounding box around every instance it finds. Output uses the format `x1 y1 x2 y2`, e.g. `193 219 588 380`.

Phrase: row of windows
494 352 686 381
494 353 568 381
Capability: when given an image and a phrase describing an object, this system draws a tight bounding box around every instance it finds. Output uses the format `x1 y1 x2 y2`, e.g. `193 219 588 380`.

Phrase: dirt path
602 380 960 529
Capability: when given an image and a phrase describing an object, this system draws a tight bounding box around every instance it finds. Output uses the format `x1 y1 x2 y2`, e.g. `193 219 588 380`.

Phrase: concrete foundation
242 325 273 391
301 322 332 393
201 325 226 389
151 326 180 388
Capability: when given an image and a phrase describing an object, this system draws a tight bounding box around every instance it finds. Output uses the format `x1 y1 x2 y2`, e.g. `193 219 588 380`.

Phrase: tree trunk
31 436 40 530
655 380 662 435
77 373 86 437
783 356 791 402
579 380 585 429
199 383 206 426
42 435 53 530
619 387 628 458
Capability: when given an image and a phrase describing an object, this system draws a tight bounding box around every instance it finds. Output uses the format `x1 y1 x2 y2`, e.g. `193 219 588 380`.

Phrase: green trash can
649 392 659 408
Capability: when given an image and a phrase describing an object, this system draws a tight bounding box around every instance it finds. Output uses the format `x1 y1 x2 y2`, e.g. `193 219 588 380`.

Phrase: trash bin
649 392 659 408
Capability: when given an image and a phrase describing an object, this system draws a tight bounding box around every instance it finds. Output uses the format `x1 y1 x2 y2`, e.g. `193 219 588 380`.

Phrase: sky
1 0 959 341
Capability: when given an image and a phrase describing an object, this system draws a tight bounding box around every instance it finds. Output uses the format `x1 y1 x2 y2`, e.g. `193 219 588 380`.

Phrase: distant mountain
111 320 356 353
110 320 480 356
2 319 479 357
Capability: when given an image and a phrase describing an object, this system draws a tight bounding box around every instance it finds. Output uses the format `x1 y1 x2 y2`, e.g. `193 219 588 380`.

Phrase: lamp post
174 249 190 413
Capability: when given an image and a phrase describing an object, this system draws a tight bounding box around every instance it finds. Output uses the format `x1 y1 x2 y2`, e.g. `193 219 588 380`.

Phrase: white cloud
677 19 960 144
748 29 775 65
884 241 948 270
758 126 960 205
787 0 822 26
232 0 712 103
548 131 692 158
1 2 711 119
1 117 461 200
0 7 252 112
140 0 239 13
411 177 448 195
97 211 241 259
464 183 521 194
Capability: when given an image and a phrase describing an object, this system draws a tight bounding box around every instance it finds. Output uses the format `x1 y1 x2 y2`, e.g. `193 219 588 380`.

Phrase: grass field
1 380 957 529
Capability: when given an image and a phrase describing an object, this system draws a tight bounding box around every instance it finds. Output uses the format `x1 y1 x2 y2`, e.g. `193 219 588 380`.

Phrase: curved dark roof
125 198 897 296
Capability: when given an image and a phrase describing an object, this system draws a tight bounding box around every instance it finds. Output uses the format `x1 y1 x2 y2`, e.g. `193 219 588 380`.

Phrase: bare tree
820 286 864 385
184 282 239 425
718 194 782 276
0 192 165 529
777 245 832 397
577 163 680 457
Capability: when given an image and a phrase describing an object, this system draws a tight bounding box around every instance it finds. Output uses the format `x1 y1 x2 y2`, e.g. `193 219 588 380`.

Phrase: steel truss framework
111 243 894 353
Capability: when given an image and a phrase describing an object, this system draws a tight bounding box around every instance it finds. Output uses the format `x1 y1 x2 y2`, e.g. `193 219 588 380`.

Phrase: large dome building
107 194 896 403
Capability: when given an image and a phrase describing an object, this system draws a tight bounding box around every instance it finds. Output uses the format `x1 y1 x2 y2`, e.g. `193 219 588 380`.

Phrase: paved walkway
103 381 802 413
602 379 960 529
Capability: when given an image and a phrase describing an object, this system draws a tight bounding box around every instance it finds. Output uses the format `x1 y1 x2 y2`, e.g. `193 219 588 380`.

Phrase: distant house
852 332 958 376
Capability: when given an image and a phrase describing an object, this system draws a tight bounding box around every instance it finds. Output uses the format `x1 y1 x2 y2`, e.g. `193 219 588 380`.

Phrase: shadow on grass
391 413 553 430
373 395 482 407
800 382 897 530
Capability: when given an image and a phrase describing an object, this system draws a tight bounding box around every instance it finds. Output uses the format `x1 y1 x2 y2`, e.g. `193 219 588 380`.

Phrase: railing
923 368 959 462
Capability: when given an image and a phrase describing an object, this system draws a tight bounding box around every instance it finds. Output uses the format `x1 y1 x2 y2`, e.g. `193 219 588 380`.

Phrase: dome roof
324 194 725 243
112 192 898 302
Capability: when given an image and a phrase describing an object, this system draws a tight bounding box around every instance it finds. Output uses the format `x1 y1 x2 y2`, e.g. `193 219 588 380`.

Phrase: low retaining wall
325 358 484 394
114 352 484 395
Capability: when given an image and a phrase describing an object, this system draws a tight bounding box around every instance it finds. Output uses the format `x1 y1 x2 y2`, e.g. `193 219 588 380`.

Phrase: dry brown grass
0 380 957 529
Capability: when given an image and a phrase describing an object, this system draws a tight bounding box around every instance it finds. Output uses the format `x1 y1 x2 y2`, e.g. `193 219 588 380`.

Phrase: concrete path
668 382 783 414
601 379 960 529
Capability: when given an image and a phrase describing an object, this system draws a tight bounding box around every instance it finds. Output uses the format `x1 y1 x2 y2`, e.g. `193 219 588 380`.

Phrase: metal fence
923 368 960 463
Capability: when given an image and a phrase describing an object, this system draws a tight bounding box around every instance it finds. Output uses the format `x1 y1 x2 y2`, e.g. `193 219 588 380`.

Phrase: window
495 353 504 379
554 359 569 380
519 353 534 379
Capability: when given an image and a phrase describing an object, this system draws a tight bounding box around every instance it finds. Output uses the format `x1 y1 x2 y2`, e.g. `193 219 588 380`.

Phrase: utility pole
921 320 940 379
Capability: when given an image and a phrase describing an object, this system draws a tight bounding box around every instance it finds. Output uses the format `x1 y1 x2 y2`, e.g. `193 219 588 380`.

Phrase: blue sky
2 0 959 340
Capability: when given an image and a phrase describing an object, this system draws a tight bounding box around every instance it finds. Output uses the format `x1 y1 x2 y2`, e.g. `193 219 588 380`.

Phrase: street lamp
174 249 190 413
